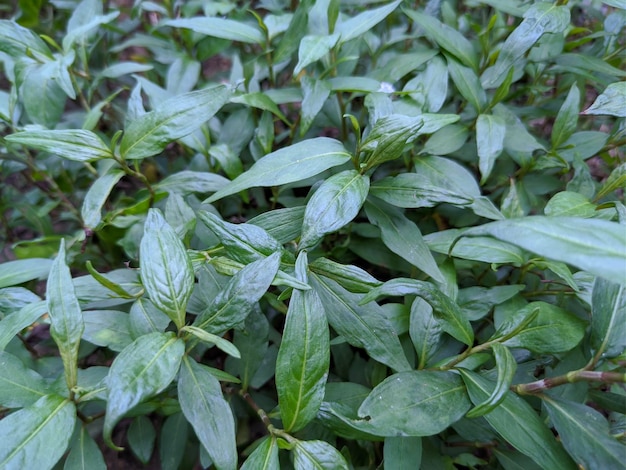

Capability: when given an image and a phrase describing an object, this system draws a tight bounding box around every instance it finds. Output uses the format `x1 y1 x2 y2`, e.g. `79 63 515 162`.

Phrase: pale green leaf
476 114 506 183
181 326 241 358
240 437 279 470
294 34 339 75
162 17 264 44
292 439 349 470
335 0 401 44
582 81 626 117
591 278 626 359
82 168 125 230
552 84 580 148
0 351 49 408
0 259 53 288
5 130 113 162
64 425 106 470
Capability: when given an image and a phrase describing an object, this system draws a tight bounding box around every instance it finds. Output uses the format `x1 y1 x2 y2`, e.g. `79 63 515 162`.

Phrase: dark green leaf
0 350 49 407
300 170 369 251
410 299 442 369
465 343 516 417
309 257 382 293
358 371 471 436
310 274 411 372
64 425 106 470
543 395 625 470
5 130 114 163
178 357 237 470
47 239 84 391
596 162 626 201
273 0 311 63
591 278 626 359
551 84 580 149
181 326 241 358
476 114 506 183
457 216 626 283
384 437 422 468
458 285 525 321
240 437 279 470
120 85 231 160
365 199 444 283
140 209 194 329
0 301 47 350
422 124 469 156
159 413 188 470
361 278 474 347
0 394 76 470
276 252 330 432
128 416 156 464
292 439 349 470
425 229 524 264
582 81 626 117
459 370 576 470
206 138 351 203
447 58 487 112
82 168 124 230
162 17 264 44
249 206 305 245
0 258 52 288
193 252 281 334
104 332 184 449
300 76 331 135
232 306 269 389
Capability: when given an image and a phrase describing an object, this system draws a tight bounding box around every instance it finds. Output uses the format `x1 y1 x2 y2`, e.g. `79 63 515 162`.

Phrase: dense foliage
1 0 625 468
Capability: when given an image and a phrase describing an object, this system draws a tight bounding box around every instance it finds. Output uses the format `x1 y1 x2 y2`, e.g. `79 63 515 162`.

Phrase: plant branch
514 370 626 395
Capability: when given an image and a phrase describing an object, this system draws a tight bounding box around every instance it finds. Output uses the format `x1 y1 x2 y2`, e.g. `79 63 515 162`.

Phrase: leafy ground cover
0 0 625 468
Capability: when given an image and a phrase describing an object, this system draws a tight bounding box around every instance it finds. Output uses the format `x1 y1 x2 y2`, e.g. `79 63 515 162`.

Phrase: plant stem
514 370 626 395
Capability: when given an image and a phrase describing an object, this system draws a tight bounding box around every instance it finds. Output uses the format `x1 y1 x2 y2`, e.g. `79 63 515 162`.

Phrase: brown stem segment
514 371 626 395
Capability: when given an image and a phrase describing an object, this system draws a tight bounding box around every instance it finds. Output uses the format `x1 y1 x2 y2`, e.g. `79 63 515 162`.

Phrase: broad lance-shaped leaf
300 76 331 136
294 34 339 76
365 199 445 284
193 252 281 334
5 129 114 162
358 371 471 436
410 299 443 369
543 395 626 470
591 278 626 359
276 252 330 432
0 394 76 470
240 437 278 470
0 258 52 288
0 301 47 351
361 278 474 347
162 17 264 44
447 58 487 113
455 216 626 284
335 0 401 44
481 3 570 88
476 114 506 183
82 167 125 230
206 137 351 203
0 19 52 58
47 239 84 391
551 84 580 149
309 257 382 294
310 273 411 372
104 332 184 450
300 170 369 251
465 343 516 418
0 350 49 408
404 9 477 70
120 85 231 160
178 357 237 470
140 209 194 329
64 425 107 470
582 81 626 118
293 439 349 470
198 210 282 264
459 370 577 470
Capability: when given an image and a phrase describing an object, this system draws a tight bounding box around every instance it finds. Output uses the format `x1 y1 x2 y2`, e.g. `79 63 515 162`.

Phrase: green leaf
0 19 51 58
47 239 84 391
294 34 339 75
276 252 330 432
155 171 230 196
459 370 576 470
544 191 597 218
240 437 279 470
456 216 626 284
0 394 76 470
447 58 487 112
335 0 401 44
140 209 194 329
309 257 382 294
543 395 625 470
405 10 477 69
273 0 311 63
64 425 106 470
365 199 444 283
410 299 442 369
0 350 49 408
128 416 156 464
551 84 580 149
582 81 626 117
82 310 132 352
198 210 283 264
62 11 119 52
181 326 241 358
82 168 124 230
159 413 188 470
425 229 524 264
19 61 66 128
465 343 516 417
358 371 470 436
310 273 411 372
178 357 237 470
120 85 231 160
362 278 474 347
458 285 525 321
5 130 113 163
0 258 52 288
422 124 469 156
292 439 349 470
249 206 306 245
193 252 281 334
230 93 289 124
300 170 369 251
206 138 351 203
162 17 264 44
591 278 626 359
232 307 269 389
0 301 47 350
476 114 506 183
103 332 184 450
129 298 171 338
482 3 570 88
596 163 626 200
384 436 422 468
300 76 331 135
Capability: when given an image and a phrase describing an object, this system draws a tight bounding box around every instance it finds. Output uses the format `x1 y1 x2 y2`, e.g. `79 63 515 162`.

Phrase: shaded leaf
476 114 506 183
309 257 382 294
551 84 580 148
240 437 279 470
384 436 422 468
181 326 241 358
591 278 626 359
82 168 125 230
0 350 49 408
300 76 331 135
447 58 487 112
128 416 155 464
0 301 47 350
64 425 106 470
292 439 349 470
